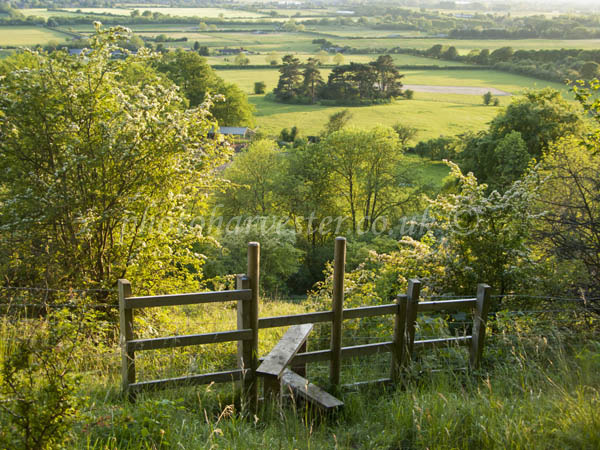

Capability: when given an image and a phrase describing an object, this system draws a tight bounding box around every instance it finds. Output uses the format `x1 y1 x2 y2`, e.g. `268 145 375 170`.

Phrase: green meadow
216 67 568 138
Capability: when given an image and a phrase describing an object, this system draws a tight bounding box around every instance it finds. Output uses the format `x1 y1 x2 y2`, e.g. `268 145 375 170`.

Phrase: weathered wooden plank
257 323 314 378
470 284 492 368
341 341 394 358
330 237 346 387
291 342 395 366
125 289 252 309
292 349 331 365
247 242 260 411
343 304 398 320
258 304 397 330
414 336 472 350
281 369 344 410
404 280 422 362
258 311 333 329
391 294 408 381
417 298 477 312
128 329 253 352
129 369 243 393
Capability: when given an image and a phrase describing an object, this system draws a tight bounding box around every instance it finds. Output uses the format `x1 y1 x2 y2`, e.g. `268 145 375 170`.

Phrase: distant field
216 67 567 96
116 7 268 18
16 8 85 18
329 36 600 52
18 7 270 19
0 26 69 46
208 53 471 67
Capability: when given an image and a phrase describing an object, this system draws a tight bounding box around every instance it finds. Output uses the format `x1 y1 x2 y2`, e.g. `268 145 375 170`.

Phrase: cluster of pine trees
274 55 406 105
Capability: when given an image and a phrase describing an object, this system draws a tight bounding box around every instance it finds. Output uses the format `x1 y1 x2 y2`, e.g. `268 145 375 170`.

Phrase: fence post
247 242 260 410
469 283 491 369
390 294 408 382
236 274 252 401
330 236 346 388
404 279 421 364
118 279 135 401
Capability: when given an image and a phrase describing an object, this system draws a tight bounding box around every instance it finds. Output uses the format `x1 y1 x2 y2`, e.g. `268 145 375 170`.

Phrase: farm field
327 35 600 52
17 7 270 19
0 26 70 46
247 94 504 139
216 67 568 138
15 8 86 18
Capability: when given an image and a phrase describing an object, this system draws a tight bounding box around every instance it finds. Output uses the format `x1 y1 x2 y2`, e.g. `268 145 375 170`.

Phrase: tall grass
1 297 598 449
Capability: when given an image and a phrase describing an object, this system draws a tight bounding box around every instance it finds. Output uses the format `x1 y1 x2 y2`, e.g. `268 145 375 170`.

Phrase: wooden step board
282 369 344 411
257 323 314 399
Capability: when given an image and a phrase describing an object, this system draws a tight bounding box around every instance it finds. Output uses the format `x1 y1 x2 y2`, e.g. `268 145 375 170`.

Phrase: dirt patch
404 84 512 96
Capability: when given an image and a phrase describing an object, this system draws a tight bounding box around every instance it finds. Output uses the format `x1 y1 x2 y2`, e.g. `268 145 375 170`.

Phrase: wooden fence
119 237 491 408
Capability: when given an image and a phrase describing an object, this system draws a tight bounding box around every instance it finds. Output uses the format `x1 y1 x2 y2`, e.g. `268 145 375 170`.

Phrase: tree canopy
0 27 229 297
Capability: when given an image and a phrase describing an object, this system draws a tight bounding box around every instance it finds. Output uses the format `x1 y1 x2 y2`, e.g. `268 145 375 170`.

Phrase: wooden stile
117 237 492 410
257 323 313 401
330 237 346 388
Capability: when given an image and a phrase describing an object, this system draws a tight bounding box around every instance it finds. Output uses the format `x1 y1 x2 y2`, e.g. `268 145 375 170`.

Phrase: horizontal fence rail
129 369 245 394
124 289 252 309
417 298 477 312
127 329 253 352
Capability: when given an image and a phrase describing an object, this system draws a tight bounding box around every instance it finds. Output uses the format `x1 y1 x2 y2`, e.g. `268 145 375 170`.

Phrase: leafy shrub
254 81 266 94
0 310 87 449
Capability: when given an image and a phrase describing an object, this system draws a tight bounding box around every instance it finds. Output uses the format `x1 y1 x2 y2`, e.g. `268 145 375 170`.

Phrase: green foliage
320 59 403 104
209 224 303 296
0 27 228 296
234 52 249 66
273 54 302 101
483 90 493 105
0 310 86 449
322 109 353 136
322 127 406 232
253 81 266 94
461 88 583 190
279 126 299 143
216 139 284 218
427 162 540 297
535 136 600 297
414 136 459 160
392 123 418 147
156 49 255 127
